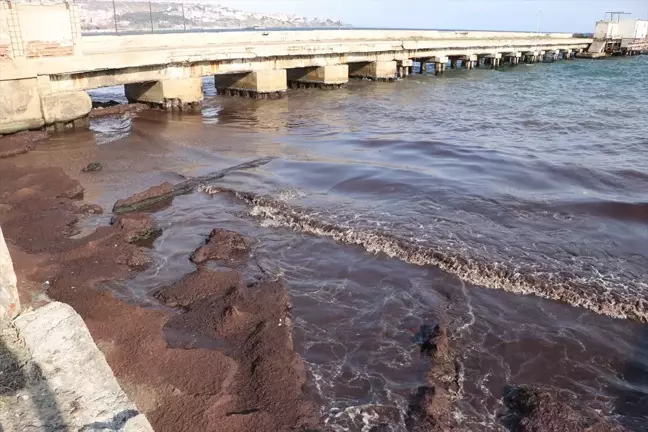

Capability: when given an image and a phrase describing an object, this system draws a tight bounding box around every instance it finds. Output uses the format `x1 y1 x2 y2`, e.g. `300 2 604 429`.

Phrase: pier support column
462 55 476 70
0 77 92 135
397 60 413 78
125 78 203 110
450 58 457 69
434 56 448 76
349 61 397 81
215 70 287 98
287 65 348 89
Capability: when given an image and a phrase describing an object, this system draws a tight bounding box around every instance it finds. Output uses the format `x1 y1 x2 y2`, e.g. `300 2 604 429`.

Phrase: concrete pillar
287 65 348 89
125 78 203 110
0 78 45 134
0 78 91 135
349 61 397 81
463 56 476 70
450 58 457 69
215 70 287 99
397 60 413 78
0 225 19 321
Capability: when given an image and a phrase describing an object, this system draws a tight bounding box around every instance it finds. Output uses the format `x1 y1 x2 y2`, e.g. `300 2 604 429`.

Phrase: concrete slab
0 226 19 320
6 302 154 432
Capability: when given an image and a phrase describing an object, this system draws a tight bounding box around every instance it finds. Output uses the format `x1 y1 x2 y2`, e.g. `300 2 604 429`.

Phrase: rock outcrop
190 228 250 264
502 385 630 432
406 324 461 431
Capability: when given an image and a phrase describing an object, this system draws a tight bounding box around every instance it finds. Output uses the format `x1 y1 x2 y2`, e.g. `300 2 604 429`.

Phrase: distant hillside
79 1 347 32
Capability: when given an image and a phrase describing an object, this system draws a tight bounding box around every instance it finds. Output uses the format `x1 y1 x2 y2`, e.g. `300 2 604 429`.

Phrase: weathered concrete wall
0 78 45 134
16 3 76 58
11 302 154 431
0 226 19 321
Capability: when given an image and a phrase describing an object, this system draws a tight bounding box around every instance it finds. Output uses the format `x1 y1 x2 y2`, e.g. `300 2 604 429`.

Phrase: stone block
0 78 45 135
0 226 19 320
40 90 91 124
13 302 154 431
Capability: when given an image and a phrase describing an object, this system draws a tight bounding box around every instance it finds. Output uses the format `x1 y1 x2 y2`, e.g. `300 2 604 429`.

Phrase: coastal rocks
155 268 319 431
0 225 20 320
82 161 103 172
112 182 174 214
9 302 154 432
502 385 630 432
406 324 460 431
111 213 161 244
190 228 250 264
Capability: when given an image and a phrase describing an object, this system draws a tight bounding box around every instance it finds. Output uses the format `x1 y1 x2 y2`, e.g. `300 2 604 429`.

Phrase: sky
213 0 648 33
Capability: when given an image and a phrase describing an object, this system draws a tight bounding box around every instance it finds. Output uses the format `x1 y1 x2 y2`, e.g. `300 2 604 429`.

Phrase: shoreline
0 107 639 431
0 157 319 431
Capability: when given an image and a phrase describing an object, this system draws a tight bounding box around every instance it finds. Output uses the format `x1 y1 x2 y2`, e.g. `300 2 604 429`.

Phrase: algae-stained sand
0 159 319 431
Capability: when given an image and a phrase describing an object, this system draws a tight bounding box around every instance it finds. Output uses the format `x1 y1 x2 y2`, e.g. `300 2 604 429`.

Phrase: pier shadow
0 331 66 431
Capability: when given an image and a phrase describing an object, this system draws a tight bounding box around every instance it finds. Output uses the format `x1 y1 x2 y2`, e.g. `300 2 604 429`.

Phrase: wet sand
0 158 319 431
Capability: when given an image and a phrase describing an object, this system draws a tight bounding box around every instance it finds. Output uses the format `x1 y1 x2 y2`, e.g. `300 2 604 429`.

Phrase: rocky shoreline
0 159 318 431
0 133 635 431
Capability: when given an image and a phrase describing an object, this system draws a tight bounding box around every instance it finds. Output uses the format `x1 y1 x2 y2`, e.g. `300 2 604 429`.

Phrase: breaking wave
223 190 648 323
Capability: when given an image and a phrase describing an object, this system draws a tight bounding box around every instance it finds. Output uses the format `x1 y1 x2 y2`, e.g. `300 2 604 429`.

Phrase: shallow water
20 56 648 430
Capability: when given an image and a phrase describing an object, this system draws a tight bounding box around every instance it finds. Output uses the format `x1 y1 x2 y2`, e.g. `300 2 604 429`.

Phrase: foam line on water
223 190 648 323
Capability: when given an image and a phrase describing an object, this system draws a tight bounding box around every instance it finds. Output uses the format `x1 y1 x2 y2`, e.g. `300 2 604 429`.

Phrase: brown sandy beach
0 139 319 431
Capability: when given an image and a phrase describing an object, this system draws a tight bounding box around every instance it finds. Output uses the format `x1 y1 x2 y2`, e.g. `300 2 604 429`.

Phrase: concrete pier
125 78 203 111
288 65 349 89
0 2 593 134
349 61 397 81
215 70 288 98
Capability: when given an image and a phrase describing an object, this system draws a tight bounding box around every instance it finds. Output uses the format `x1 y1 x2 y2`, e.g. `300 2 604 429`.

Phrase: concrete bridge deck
0 2 592 134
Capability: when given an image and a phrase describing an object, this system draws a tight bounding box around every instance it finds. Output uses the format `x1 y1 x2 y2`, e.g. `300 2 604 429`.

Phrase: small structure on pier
580 12 648 58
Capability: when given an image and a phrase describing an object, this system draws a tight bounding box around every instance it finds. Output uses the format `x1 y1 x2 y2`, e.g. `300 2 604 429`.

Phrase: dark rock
91 100 120 109
190 228 250 264
82 162 103 172
111 213 161 243
112 182 174 214
406 324 460 432
502 385 629 432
